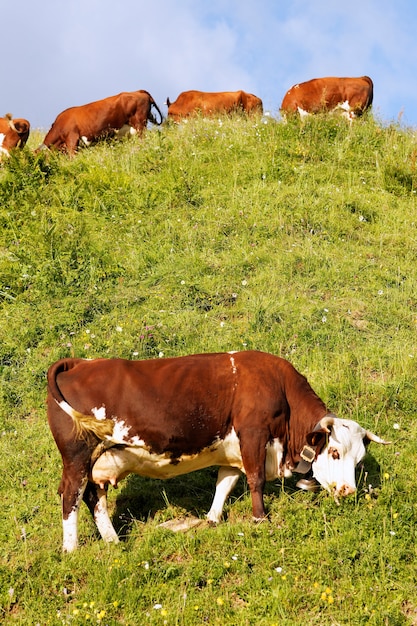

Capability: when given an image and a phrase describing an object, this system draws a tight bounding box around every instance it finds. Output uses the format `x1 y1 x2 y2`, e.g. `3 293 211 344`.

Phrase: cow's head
307 415 390 501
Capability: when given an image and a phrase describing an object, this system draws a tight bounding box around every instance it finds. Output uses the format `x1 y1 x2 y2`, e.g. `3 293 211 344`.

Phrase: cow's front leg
83 482 119 544
207 466 242 523
59 471 88 553
239 432 268 520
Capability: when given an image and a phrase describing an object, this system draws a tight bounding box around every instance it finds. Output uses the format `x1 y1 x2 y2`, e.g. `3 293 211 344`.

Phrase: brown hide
167 90 263 121
280 76 374 117
0 115 30 156
42 90 163 154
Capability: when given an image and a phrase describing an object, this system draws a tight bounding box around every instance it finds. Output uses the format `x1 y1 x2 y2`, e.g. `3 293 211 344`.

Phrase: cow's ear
306 428 328 451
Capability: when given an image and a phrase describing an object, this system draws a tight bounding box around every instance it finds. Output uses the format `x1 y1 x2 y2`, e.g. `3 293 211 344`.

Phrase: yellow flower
216 597 224 606
321 592 327 601
328 596 334 604
161 609 168 617
325 587 332 594
384 472 390 480
113 601 119 608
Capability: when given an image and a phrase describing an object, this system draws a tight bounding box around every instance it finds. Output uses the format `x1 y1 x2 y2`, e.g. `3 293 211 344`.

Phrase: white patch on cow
92 406 106 421
297 107 310 120
338 100 350 112
312 418 367 497
92 428 244 485
230 355 237 374
265 438 291 480
62 479 87 552
334 100 354 122
110 419 133 444
94 488 119 543
0 133 9 157
80 136 91 147
58 399 81 420
117 124 136 137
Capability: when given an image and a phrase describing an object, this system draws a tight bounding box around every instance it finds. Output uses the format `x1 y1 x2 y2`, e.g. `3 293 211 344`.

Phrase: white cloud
2 0 417 128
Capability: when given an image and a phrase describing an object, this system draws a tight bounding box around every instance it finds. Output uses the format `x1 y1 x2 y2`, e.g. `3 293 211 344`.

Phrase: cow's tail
47 359 113 441
362 76 374 108
149 98 164 125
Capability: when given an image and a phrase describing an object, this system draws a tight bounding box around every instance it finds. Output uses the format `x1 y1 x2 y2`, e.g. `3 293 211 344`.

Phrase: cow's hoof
296 478 320 492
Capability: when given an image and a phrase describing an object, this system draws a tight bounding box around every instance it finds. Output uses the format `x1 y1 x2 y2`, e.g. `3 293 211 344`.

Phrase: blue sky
3 0 417 129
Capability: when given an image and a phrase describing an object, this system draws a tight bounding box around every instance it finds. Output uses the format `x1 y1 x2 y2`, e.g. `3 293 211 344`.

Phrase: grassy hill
1 113 417 624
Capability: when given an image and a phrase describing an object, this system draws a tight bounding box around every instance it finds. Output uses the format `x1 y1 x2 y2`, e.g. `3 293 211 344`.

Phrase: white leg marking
207 466 241 523
62 508 80 553
62 479 87 552
94 488 119 544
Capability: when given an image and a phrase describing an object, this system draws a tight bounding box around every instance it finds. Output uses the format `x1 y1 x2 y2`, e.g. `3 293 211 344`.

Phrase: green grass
1 113 417 624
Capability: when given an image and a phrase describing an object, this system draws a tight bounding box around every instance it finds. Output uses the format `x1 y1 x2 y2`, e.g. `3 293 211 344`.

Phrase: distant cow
47 350 389 551
0 113 30 158
40 90 163 154
166 90 263 121
280 76 374 120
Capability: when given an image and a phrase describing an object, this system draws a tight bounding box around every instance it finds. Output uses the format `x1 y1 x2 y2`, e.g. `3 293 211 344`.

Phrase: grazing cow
166 90 263 121
47 351 389 551
0 113 30 158
40 90 163 154
280 76 374 120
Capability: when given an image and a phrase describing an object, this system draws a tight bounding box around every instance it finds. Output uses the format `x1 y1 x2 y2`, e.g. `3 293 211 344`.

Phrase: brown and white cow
40 90 163 154
47 350 389 551
166 90 263 121
280 76 374 121
0 113 30 158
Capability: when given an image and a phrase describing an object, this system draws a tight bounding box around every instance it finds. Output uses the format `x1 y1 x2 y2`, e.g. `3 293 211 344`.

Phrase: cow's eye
328 447 340 460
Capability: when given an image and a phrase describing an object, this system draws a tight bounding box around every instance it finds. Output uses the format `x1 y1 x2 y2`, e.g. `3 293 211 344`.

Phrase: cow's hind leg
83 482 119 544
207 466 241 523
59 471 89 553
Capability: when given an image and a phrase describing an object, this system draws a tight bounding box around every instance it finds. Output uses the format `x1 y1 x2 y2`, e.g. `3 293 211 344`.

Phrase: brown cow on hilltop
40 90 163 154
47 350 389 551
0 113 30 158
167 90 263 121
280 76 374 120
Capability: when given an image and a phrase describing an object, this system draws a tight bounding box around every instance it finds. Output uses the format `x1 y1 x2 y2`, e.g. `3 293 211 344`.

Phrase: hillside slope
1 114 417 624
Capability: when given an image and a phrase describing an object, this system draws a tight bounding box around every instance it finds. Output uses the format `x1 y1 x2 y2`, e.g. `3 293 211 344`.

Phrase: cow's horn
6 113 17 132
366 430 391 445
318 414 335 432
